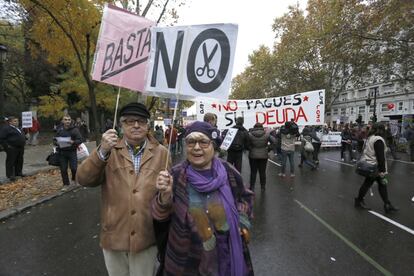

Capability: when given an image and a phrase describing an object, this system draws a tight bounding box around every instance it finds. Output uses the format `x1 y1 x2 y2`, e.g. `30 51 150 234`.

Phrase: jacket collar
114 135 158 166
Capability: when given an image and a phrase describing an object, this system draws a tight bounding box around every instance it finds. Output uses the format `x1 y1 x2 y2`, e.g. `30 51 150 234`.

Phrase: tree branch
142 0 154 17
27 0 86 74
157 0 170 23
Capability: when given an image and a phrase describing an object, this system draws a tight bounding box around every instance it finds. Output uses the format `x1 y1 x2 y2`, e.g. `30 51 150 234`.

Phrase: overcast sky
177 0 308 77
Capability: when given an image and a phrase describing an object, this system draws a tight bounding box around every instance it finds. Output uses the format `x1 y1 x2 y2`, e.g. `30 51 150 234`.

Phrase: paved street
0 150 413 275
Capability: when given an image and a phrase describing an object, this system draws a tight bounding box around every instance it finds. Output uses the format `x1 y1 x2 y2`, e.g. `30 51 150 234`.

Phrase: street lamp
0 44 8 117
372 86 378 123
365 86 378 123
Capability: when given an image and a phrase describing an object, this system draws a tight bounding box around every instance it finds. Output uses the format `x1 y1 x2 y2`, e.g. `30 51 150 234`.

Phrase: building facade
328 82 414 126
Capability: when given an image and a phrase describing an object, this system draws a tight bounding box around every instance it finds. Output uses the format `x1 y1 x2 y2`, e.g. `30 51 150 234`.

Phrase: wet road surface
0 150 413 275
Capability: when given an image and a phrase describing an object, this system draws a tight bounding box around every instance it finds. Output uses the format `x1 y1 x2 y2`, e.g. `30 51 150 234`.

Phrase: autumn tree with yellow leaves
18 0 185 143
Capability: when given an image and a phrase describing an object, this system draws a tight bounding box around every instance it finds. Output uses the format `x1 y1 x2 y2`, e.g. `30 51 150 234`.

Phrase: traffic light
370 114 377 123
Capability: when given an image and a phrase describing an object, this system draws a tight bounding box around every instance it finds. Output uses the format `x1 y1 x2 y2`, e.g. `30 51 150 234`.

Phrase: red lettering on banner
227 101 238 111
316 105 321 122
217 101 238 112
256 112 266 124
297 106 308 122
255 106 309 125
267 110 275 124
276 109 285 124
285 108 296 122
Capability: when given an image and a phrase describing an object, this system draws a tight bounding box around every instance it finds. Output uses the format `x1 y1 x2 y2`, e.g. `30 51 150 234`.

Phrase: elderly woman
152 121 254 276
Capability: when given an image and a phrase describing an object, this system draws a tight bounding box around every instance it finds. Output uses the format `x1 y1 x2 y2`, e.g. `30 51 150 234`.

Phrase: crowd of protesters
2 102 414 276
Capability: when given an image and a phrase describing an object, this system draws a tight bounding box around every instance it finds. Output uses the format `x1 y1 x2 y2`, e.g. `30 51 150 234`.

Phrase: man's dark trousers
5 146 24 178
227 150 243 173
59 150 77 186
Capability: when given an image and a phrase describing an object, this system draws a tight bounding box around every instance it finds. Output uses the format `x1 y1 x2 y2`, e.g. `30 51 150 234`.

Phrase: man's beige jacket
77 135 170 253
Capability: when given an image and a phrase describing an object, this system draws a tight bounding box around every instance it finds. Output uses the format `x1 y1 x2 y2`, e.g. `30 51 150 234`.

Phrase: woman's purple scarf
186 157 246 276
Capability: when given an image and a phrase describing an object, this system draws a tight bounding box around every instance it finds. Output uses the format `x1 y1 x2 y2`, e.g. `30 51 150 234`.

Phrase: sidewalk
0 142 97 184
0 142 97 220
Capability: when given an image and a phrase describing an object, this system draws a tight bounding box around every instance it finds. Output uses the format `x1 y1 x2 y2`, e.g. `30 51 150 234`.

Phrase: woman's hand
156 170 173 204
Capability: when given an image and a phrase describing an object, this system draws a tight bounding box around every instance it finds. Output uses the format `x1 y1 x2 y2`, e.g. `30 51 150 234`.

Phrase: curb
0 182 82 222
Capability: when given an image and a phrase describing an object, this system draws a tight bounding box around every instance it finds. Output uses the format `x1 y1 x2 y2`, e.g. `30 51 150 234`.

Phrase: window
350 107 354 114
381 103 389 112
333 109 338 115
382 84 394 94
358 89 367 98
369 105 374 113
369 87 379 97
398 102 403 111
358 106 365 114
341 108 346 115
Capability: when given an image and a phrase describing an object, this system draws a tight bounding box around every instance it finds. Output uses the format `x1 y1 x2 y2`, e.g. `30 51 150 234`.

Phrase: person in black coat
0 116 26 181
224 117 249 173
55 114 82 187
340 124 355 162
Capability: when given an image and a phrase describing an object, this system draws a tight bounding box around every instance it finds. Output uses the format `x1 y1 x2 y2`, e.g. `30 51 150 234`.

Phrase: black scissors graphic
196 43 218 78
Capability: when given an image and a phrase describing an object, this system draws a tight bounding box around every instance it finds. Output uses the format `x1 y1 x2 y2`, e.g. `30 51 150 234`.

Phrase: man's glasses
122 117 148 126
185 138 212 148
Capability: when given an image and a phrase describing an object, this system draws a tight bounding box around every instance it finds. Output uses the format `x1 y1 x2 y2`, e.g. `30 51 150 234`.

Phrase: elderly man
76 103 170 276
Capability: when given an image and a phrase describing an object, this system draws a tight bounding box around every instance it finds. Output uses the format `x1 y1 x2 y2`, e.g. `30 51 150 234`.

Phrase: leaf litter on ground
0 169 62 211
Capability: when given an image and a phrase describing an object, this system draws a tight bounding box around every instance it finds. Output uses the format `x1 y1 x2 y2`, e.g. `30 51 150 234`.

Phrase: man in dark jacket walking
404 124 414 162
0 116 26 181
55 114 82 188
226 117 249 173
341 124 355 162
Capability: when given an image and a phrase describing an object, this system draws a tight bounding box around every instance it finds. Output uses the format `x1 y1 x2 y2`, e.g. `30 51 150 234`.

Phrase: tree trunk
87 80 101 145
0 63 5 117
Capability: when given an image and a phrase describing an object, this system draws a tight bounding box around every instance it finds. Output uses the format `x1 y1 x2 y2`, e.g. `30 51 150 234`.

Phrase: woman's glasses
185 138 212 148
122 117 148 126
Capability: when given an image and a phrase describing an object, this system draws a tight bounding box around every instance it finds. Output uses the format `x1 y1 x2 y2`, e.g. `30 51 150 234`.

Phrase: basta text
101 27 151 79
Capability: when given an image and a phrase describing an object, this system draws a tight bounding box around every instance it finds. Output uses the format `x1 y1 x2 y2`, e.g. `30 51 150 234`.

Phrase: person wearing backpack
278 121 300 177
354 123 398 213
299 126 319 170
226 117 249 173
248 123 271 191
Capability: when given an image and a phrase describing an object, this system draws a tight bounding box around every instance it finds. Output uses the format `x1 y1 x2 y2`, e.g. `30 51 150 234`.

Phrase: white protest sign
91 4 155 92
220 128 238 151
145 24 238 100
320 132 342 147
21 111 33 128
389 120 399 136
197 90 325 130
164 118 172 126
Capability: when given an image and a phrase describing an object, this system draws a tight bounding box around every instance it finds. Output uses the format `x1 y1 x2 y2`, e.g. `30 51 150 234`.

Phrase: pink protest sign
91 4 155 92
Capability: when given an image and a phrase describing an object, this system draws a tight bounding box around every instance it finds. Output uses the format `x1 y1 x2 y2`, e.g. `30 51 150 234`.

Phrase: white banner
220 128 238 151
197 90 325 130
320 132 342 147
21 111 33 128
145 24 238 100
